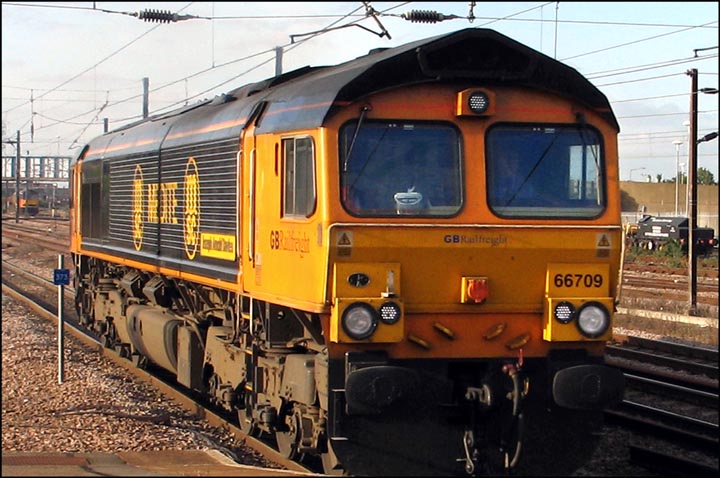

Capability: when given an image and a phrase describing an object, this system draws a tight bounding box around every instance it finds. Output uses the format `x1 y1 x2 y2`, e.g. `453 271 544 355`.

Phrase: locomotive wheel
320 440 344 476
238 394 260 437
276 411 301 460
237 394 259 437
238 408 259 437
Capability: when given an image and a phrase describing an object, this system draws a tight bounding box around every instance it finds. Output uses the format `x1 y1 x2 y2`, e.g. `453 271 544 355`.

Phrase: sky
2 1 718 183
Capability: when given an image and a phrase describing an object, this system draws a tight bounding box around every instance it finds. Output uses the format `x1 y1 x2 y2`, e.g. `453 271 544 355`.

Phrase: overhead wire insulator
138 9 178 23
401 10 446 24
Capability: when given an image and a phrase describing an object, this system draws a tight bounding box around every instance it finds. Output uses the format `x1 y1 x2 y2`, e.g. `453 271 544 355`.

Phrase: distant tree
620 190 639 212
656 174 663 183
698 167 716 185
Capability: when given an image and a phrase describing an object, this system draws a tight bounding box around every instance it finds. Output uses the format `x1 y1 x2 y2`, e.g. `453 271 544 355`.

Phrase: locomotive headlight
576 301 610 338
342 302 379 340
553 301 576 324
468 91 490 114
378 301 401 325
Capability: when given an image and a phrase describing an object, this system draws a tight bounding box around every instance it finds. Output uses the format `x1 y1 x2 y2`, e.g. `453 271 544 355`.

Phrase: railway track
608 334 718 381
3 218 718 477
2 221 68 253
621 271 718 296
6 265 716 477
604 336 719 476
628 444 718 478
1 264 318 476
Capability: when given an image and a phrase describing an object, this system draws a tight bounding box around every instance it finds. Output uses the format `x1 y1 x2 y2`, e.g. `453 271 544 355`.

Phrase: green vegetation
624 240 718 269
659 166 717 185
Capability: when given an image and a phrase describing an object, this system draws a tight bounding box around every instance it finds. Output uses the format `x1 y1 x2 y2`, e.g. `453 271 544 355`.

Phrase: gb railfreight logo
183 157 200 260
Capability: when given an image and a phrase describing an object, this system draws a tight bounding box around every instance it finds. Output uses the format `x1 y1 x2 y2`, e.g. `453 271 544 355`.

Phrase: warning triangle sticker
338 233 351 246
597 234 610 247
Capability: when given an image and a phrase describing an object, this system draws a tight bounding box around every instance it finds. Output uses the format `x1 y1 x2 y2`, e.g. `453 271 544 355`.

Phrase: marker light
468 91 490 113
341 302 378 340
378 301 401 324
456 88 495 117
554 301 576 324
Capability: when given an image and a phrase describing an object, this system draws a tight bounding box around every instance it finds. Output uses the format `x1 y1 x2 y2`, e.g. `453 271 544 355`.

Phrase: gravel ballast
1 293 279 469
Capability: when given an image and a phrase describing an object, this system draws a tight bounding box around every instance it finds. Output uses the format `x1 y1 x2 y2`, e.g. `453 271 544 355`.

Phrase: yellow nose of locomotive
331 262 405 343
543 263 613 342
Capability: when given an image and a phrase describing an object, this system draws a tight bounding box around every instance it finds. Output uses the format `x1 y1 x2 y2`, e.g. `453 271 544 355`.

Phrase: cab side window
282 136 316 218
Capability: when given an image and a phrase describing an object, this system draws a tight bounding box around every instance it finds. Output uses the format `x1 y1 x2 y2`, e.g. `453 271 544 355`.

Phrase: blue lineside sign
53 268 70 286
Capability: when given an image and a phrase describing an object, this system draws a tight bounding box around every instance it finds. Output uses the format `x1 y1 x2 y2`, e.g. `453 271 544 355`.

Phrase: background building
621 182 719 236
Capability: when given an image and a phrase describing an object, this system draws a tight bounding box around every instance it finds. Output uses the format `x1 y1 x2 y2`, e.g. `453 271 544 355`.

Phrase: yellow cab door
241 118 260 292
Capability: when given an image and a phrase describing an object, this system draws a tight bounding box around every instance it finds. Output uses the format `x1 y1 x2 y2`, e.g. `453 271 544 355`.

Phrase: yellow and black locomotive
70 28 625 476
6 188 41 216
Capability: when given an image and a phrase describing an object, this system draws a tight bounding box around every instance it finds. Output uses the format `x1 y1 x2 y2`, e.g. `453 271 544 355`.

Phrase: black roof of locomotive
77 28 618 163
